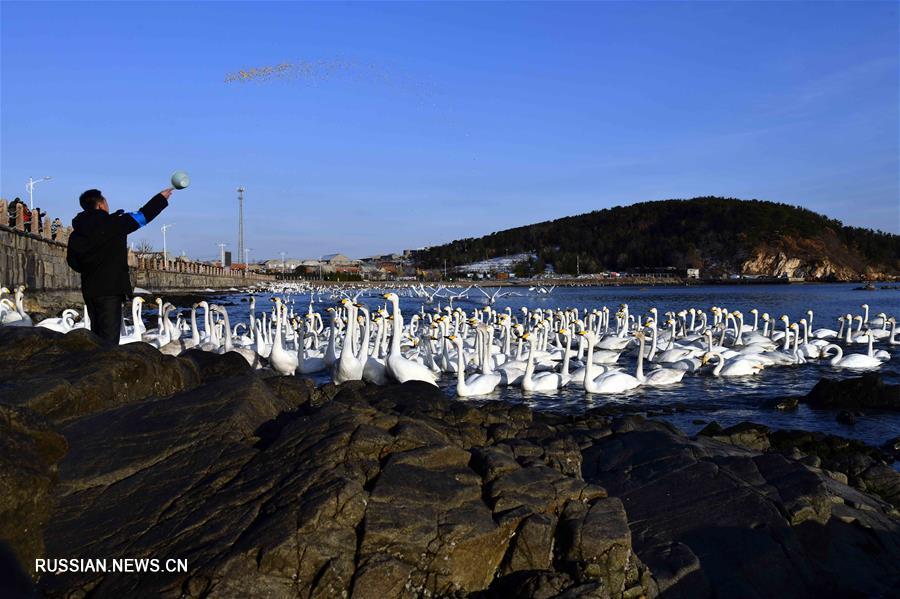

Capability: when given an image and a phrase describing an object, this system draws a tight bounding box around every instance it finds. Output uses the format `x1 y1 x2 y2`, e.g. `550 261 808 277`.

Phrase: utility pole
26 176 52 210
444 259 447 280
280 251 286 274
576 255 580 276
161 224 174 269
237 186 245 266
244 247 251 266
218 243 227 267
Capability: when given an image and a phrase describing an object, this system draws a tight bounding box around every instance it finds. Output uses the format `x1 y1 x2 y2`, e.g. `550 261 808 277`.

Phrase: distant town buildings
253 251 416 280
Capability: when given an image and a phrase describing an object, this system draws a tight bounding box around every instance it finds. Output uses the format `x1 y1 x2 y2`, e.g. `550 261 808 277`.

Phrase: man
66 188 174 343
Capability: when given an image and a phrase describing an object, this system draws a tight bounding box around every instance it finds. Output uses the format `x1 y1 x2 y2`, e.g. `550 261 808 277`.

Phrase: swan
1 286 33 326
333 300 364 384
268 299 299 375
447 334 501 397
296 315 327 374
383 293 438 386
119 297 146 344
821 337 883 370
521 331 567 392
362 314 389 384
580 331 640 393
36 309 80 333
634 332 684 386
212 305 265 367
702 352 764 377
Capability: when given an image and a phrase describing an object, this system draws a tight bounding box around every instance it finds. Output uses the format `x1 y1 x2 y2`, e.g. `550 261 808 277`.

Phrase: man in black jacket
66 188 174 343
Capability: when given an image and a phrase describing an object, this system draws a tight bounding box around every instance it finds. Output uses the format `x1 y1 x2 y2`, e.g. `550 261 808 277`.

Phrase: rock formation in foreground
0 327 899 598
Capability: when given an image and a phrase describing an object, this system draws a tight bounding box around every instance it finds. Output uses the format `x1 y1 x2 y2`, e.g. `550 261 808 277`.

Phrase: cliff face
737 232 893 280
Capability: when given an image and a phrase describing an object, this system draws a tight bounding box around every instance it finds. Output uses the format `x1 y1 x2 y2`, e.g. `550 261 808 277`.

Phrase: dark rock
583 418 900 598
0 328 199 424
178 347 253 382
502 513 557 573
765 396 800 411
0 405 67 575
0 329 895 598
881 436 900 462
836 410 857 425
698 421 771 451
803 373 900 410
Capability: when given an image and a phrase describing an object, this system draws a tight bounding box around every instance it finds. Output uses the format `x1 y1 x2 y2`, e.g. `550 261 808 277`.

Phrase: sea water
206 283 900 449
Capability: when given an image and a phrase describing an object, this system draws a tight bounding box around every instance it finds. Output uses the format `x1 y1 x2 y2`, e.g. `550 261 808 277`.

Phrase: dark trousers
85 295 124 344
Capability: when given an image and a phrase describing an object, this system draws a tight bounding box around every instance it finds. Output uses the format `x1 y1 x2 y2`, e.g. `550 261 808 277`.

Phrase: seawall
1 207 272 316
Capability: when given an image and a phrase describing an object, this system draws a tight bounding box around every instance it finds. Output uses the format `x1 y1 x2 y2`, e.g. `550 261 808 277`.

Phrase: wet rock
0 405 67 576
0 329 895 598
836 410 857 425
583 419 900 598
0 328 199 424
803 373 900 410
502 513 557 573
697 421 771 451
881 436 900 462
765 396 800 411
559 497 638 591
178 347 253 382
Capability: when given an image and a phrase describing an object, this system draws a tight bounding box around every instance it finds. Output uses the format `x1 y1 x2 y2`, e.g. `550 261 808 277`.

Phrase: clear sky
2 1 898 261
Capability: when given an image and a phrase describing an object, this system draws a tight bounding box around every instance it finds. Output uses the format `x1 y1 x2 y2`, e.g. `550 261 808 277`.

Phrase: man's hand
160 188 174 200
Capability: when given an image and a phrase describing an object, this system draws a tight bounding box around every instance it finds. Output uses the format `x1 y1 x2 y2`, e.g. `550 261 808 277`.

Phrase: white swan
521 331 567 392
634 332 684 386
447 334 501 397
702 352 764 377
383 293 438 386
269 299 299 375
580 331 640 394
821 338 883 370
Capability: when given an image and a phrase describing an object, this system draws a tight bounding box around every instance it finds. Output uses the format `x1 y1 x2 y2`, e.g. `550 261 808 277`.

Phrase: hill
413 197 900 280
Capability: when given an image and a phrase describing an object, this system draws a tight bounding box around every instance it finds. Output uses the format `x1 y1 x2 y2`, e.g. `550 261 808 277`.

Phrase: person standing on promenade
66 188 175 343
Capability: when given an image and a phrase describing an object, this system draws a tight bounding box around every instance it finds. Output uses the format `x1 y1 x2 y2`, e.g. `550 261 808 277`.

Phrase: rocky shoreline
1 327 899 598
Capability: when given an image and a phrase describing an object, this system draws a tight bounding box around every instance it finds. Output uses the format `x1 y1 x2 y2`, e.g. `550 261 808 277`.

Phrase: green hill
413 197 900 280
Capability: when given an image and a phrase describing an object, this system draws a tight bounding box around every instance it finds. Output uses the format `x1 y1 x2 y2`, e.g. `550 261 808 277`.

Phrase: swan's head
780 315 789 322
750 308 758 314
383 292 398 301
861 303 868 309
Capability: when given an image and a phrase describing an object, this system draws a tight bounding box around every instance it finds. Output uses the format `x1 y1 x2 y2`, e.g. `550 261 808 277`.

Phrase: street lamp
26 176 52 210
244 247 251 265
280 251 286 274
237 187 245 266
218 243 228 268
161 224 175 268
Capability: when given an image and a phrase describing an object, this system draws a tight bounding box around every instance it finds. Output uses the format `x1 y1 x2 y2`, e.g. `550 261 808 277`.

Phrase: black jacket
66 194 168 298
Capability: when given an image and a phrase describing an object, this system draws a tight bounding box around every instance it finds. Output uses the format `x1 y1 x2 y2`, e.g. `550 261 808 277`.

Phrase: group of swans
3 282 896 399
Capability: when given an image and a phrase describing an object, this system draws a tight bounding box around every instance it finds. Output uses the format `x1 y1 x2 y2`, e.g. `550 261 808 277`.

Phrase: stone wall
0 199 273 293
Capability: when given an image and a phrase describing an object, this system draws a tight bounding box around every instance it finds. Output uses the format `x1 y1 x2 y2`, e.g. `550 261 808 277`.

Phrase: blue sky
2 1 897 261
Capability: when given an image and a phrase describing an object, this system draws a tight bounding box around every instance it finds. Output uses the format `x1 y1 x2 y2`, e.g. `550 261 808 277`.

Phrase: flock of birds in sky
1 282 896 398
224 58 436 101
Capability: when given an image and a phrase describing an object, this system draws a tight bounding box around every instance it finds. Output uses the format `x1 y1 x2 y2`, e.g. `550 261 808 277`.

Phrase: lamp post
237 186 245 266
280 251 286 274
161 224 174 269
244 247 251 266
218 243 227 268
26 176 52 210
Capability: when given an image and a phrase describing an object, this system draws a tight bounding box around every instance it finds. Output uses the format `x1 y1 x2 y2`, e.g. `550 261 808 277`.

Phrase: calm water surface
208 284 900 449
